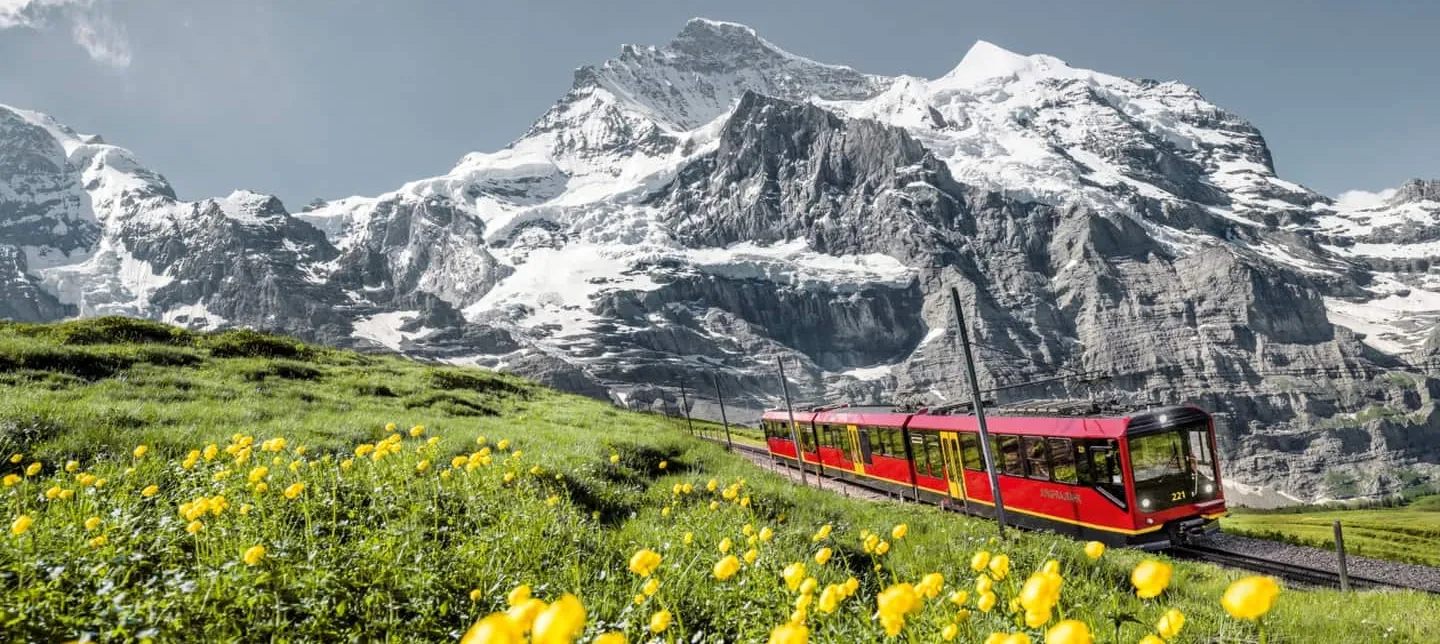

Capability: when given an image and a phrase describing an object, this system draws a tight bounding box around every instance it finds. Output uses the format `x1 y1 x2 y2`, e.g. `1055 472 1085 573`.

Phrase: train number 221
1170 490 1187 502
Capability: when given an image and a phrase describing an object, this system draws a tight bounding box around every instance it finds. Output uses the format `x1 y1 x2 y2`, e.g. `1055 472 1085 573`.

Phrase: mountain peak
1389 179 1440 205
935 39 1074 89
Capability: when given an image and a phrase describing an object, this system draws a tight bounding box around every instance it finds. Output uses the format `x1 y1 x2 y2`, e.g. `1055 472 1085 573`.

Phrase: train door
938 432 967 501
845 425 865 474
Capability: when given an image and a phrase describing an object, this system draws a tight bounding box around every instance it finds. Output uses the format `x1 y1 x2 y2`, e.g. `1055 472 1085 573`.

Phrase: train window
998 435 1024 476
1048 438 1077 484
800 425 816 452
909 434 930 476
959 433 983 471
924 434 944 478
1022 436 1050 480
875 428 903 457
1083 439 1126 507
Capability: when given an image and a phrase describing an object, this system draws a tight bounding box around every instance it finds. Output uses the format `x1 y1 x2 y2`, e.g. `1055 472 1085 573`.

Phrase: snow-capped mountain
3 18 1439 503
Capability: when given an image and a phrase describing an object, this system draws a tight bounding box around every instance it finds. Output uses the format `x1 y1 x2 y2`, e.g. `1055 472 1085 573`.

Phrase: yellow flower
875 540 891 555
1 474 18 487
916 572 944 598
661 506 670 517
609 453 620 464
706 478 718 492
812 524 832 542
243 545 266 565
133 445 148 458
385 422 397 433
1130 560 1173 599
814 547 833 565
507 598 545 631
44 486 61 500
65 460 79 472
1083 541 1105 559
976 574 993 594
593 633 626 644
683 532 694 545
988 554 1010 580
799 577 818 596
417 459 431 473
942 623 959 641
532 593 586 644
1138 636 1166 644
658 460 667 470
714 554 741 581
629 549 662 577
460 613 522 644
681 482 693 494
1043 620 1094 644
949 589 970 605
240 504 252 515
547 495 560 507
782 562 807 591
203 444 219 460
508 584 532 607
11 515 32 536
141 484 159 497
6 453 19 463
876 583 921 618
641 577 661 596
719 537 733 553
768 621 808 644
648 609 672 633
1025 607 1052 628
1156 608 1185 638
283 482 305 499
880 614 904 637
87 535 107 548
409 425 424 437
977 591 997 612
24 462 41 477
186 520 203 534
84 516 101 531
254 482 269 494
971 550 991 571
760 526 775 542
1221 575 1280 620
497 439 510 450
891 523 908 540
743 548 758 565
1020 571 1062 615
469 589 483 602
817 584 842 613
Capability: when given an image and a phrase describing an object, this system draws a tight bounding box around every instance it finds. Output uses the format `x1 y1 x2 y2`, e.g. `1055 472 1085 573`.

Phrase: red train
759 400 1227 549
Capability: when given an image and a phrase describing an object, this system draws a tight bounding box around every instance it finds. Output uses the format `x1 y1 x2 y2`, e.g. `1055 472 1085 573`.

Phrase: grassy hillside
0 317 1436 642
1222 496 1440 568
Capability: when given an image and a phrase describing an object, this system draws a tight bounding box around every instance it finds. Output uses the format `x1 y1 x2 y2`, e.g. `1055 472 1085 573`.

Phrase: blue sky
1 0 1435 210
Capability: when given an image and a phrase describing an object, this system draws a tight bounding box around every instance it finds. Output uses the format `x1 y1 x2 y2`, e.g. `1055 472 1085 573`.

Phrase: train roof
760 402 1209 440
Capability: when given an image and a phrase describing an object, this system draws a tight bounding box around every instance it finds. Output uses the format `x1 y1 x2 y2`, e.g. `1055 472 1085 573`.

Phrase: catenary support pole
713 371 733 452
777 357 809 487
1334 520 1350 591
950 286 1008 539
679 380 696 438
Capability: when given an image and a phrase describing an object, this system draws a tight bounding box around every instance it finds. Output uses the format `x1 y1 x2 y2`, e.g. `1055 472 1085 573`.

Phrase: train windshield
1128 422 1219 512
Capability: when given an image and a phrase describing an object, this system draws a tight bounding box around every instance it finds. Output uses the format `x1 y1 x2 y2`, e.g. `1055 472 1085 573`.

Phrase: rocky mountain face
2 18 1439 504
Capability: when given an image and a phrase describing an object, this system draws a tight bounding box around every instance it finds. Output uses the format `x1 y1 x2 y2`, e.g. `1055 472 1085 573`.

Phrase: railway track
1169 544 1404 591
710 437 1440 594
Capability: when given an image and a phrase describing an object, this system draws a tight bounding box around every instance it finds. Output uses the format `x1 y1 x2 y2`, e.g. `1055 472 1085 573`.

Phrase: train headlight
1140 497 1152 509
1204 483 1215 494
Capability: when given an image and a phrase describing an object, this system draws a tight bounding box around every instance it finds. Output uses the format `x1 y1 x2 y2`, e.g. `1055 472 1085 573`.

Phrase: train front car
1121 405 1227 548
